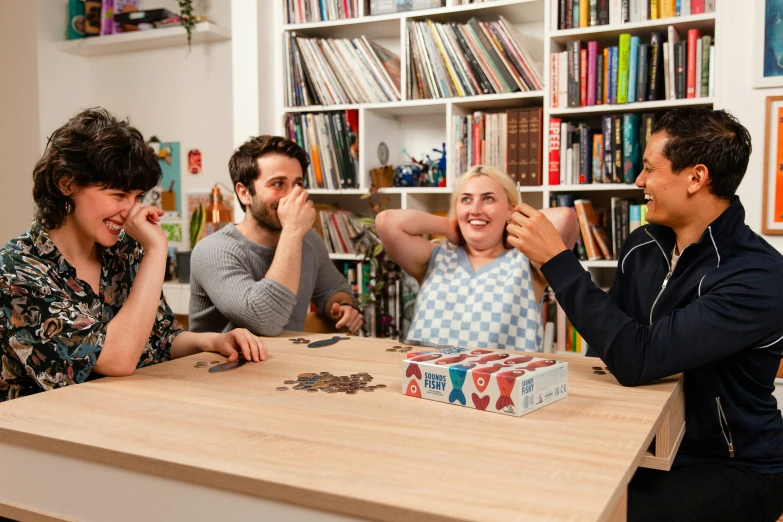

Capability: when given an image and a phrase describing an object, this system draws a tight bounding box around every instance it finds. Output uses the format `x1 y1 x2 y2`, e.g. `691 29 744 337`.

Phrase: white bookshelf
278 0 719 274
57 22 231 57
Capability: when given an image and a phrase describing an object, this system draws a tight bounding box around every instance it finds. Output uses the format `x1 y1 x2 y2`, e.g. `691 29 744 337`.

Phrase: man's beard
248 197 282 232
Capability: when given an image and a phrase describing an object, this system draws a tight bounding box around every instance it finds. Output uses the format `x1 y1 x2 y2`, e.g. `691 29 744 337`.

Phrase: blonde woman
376 165 578 351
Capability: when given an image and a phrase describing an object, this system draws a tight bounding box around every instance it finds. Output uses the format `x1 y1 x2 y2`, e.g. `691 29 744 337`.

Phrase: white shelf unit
57 22 231 57
278 0 719 276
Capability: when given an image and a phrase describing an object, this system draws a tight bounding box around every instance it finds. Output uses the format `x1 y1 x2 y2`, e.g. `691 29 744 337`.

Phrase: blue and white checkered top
407 242 543 351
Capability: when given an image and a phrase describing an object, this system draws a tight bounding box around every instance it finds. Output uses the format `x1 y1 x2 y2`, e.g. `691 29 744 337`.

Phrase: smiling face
67 185 143 247
240 153 305 231
455 175 513 251
636 132 694 229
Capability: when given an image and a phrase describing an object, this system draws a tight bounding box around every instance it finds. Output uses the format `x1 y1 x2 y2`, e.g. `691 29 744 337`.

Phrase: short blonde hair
450 165 519 217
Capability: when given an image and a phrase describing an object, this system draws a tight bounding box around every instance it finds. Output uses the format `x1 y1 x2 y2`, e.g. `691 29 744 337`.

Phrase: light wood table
0 333 684 522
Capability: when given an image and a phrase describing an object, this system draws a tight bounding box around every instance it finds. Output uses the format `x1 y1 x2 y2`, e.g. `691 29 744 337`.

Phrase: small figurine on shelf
430 143 447 187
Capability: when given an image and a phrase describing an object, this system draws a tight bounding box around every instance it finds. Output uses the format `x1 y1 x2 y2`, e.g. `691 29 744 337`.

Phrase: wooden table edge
0 427 463 522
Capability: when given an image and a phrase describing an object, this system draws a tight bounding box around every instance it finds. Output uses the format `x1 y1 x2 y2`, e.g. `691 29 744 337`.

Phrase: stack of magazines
286 33 401 106
407 16 543 99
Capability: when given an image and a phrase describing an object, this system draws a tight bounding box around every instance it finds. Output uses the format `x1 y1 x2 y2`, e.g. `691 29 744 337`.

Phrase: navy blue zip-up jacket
541 198 783 474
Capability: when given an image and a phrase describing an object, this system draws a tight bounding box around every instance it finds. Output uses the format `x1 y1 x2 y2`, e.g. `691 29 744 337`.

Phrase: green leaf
372 244 384 257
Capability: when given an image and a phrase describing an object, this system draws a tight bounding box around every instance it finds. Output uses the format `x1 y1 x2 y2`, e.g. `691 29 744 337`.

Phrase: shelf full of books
551 0 716 31
550 25 715 111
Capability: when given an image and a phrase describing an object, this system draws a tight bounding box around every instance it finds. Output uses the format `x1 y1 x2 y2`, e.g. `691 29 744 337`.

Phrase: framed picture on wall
763 96 783 234
754 0 783 88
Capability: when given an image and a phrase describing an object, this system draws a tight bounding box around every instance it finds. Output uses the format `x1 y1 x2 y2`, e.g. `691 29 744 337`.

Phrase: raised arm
375 209 460 284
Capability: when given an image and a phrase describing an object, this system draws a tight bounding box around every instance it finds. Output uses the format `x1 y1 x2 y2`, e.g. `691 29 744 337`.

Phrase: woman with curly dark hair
0 108 266 402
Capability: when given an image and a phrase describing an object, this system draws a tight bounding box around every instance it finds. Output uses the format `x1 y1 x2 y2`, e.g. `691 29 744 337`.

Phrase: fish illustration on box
496 369 525 410
524 359 557 371
435 354 470 366
448 363 476 405
468 349 494 356
472 363 503 392
407 353 442 378
476 353 510 364
400 346 568 417
405 379 422 398
472 393 491 410
502 356 534 366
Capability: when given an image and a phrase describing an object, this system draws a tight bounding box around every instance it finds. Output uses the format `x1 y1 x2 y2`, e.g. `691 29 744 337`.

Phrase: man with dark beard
189 136 363 336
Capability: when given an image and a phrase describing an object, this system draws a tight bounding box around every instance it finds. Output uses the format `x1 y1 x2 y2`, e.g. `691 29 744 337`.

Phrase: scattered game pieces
210 361 220 365
307 336 350 348
194 361 209 368
386 345 414 353
279 371 384 395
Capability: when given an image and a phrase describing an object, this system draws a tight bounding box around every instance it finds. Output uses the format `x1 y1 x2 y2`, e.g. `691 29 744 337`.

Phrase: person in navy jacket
507 107 783 522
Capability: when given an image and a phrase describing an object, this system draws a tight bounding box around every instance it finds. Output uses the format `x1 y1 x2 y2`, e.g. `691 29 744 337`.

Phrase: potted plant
176 202 205 283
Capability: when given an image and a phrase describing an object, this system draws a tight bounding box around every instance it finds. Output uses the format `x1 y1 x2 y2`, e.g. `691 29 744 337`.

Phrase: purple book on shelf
587 41 598 106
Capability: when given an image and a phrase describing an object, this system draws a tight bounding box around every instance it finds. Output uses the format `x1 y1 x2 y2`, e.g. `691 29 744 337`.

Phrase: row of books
453 111 508 179
313 207 364 255
552 194 647 261
554 0 716 30
284 0 359 24
548 112 657 185
452 108 544 184
406 16 543 100
542 290 589 354
285 111 359 190
285 33 401 107
551 28 713 109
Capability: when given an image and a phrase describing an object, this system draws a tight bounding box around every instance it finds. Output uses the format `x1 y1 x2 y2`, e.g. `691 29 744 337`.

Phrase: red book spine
686 29 700 98
548 117 562 185
580 49 588 106
691 0 704 14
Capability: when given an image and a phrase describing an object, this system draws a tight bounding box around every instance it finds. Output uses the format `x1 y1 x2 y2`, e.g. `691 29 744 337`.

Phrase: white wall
719 1 783 252
0 0 40 243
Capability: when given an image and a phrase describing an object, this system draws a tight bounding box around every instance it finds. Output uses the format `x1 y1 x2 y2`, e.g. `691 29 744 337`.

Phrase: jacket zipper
715 397 735 458
646 230 672 325
645 230 693 324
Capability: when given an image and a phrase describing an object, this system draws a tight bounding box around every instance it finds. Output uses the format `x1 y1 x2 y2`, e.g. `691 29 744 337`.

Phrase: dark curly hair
33 107 161 229
652 108 752 201
229 135 310 212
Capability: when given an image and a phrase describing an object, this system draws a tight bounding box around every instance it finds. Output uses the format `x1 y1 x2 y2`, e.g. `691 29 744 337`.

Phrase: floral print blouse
0 222 183 401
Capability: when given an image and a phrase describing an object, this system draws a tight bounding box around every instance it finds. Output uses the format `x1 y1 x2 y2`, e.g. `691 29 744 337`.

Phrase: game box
401 346 568 416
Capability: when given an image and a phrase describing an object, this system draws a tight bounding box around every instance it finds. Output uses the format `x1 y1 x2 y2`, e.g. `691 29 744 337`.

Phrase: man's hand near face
277 186 315 239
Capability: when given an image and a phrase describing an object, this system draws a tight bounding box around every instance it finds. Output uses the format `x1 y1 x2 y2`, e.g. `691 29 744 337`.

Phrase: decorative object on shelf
370 166 394 188
762 95 783 234
377 142 389 165
179 0 195 50
394 163 422 187
755 0 783 88
204 184 233 237
187 149 202 174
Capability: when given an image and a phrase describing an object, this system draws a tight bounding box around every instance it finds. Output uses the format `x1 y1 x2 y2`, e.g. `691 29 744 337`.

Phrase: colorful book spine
609 46 619 105
602 116 614 183
592 133 604 184
648 32 664 101
548 117 562 186
596 52 604 104
617 34 631 104
622 113 641 184
627 36 640 104
686 29 701 98
636 43 649 102
587 41 598 106
701 35 711 98
580 48 588 106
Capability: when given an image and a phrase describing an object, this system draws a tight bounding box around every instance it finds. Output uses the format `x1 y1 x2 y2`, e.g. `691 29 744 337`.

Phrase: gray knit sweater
189 224 351 335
